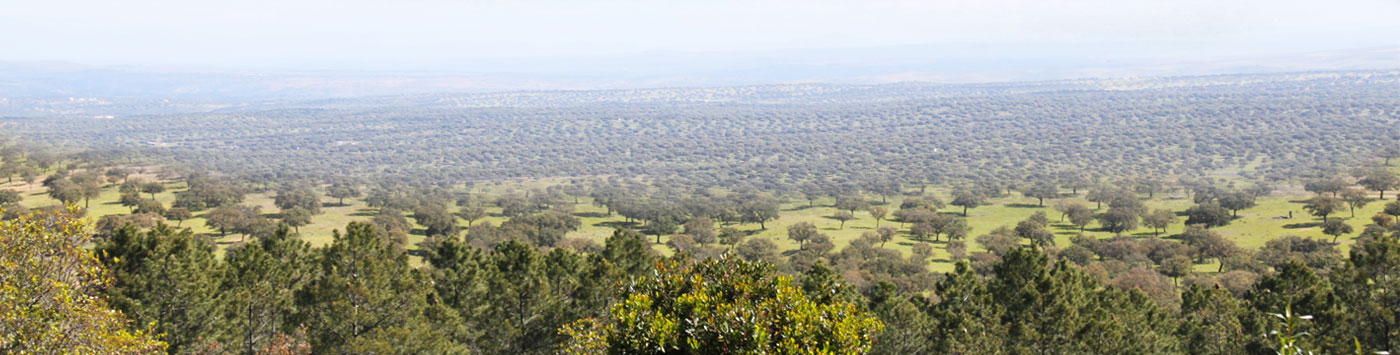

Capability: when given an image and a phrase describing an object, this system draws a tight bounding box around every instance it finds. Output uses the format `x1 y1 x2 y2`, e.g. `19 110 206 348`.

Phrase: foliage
295 222 464 353
98 223 224 353
0 208 165 353
562 256 883 354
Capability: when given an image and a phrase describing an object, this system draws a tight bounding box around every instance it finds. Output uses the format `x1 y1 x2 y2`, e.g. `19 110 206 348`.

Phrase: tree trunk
962 205 968 217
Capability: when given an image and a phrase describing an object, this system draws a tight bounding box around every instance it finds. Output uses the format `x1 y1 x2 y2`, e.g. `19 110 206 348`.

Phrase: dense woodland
3 71 1400 354
8 71 1398 190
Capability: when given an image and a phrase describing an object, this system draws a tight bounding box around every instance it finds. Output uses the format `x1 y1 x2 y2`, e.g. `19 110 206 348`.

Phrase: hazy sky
2 0 1397 70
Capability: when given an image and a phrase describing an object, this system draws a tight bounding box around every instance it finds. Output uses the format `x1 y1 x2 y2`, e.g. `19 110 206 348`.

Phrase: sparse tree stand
1184 203 1232 228
1320 219 1353 244
1096 207 1140 235
1021 182 1060 207
140 182 165 200
164 207 192 227
282 207 313 233
832 210 854 229
456 206 486 227
1303 195 1344 223
326 183 361 206
1358 169 1398 199
787 222 818 250
1341 188 1372 217
867 206 888 227
951 191 986 217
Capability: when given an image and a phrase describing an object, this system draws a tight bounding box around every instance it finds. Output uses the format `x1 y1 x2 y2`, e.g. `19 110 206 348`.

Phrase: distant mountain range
0 45 1395 105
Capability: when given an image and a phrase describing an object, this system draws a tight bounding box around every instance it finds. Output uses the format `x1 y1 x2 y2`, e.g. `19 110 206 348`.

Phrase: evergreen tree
475 240 569 354
602 228 656 277
1178 285 1248 354
296 222 464 353
926 262 1007 353
98 224 226 353
1244 261 1341 353
220 225 313 353
1328 231 1400 352
866 282 936 354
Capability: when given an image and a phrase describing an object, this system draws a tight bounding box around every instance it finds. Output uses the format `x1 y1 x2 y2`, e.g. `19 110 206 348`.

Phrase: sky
1 0 1398 71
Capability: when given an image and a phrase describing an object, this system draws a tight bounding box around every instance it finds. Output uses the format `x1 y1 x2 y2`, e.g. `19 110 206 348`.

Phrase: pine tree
1178 285 1247 354
99 224 226 353
867 282 936 354
475 239 566 354
1328 231 1400 352
296 222 464 353
926 262 1007 353
602 228 655 277
1244 261 1341 353
220 224 313 353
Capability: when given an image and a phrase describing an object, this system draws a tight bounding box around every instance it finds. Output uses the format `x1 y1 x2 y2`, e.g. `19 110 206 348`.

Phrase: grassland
7 171 1395 273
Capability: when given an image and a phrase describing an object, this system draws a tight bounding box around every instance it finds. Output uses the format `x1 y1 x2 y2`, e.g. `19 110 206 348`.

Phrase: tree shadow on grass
1283 222 1322 229
349 208 377 217
786 205 822 212
594 220 639 229
573 211 609 218
895 238 945 247
1005 203 1042 208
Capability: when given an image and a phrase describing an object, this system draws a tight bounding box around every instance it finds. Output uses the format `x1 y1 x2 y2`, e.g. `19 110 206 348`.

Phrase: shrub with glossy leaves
562 256 882 354
0 207 165 353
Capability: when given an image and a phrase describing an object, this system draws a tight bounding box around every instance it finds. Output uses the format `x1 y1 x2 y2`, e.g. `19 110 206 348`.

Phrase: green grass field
7 171 1394 273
